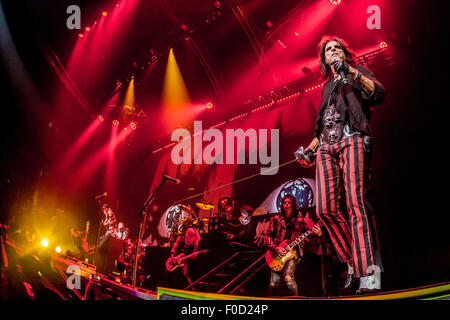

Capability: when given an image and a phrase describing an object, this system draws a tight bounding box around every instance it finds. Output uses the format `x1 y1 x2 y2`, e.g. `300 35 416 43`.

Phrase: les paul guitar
265 223 321 272
165 249 209 272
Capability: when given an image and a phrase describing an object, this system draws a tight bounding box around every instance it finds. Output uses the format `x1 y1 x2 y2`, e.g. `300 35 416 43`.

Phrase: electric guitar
165 249 209 272
265 223 322 272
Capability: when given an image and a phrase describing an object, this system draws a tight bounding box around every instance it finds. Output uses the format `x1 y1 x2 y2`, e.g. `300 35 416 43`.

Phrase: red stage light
85 27 91 32
206 102 213 110
130 122 137 130
329 0 341 5
78 33 84 38
379 41 388 49
98 115 104 122
112 120 119 126
102 11 108 16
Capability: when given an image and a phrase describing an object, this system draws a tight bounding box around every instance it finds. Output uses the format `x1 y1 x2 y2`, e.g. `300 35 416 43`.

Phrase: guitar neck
179 250 207 262
285 224 319 251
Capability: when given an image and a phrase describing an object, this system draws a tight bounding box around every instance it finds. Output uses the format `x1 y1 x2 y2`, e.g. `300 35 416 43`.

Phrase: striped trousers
315 135 382 277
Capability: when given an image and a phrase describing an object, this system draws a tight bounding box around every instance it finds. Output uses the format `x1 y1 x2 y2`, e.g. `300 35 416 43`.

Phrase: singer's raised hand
333 60 349 75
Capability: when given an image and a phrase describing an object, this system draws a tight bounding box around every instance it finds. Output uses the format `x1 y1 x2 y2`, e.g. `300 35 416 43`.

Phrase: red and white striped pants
315 135 381 277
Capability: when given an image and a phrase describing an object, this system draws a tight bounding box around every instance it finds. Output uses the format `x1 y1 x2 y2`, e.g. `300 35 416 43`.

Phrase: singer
296 36 385 294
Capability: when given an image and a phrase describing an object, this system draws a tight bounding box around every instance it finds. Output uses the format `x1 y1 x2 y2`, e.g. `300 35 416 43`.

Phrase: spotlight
379 41 388 49
78 33 84 38
130 122 137 130
329 0 341 5
206 102 213 110
85 27 91 32
40 238 49 247
102 11 108 16
98 115 104 122
55 246 61 253
112 120 119 126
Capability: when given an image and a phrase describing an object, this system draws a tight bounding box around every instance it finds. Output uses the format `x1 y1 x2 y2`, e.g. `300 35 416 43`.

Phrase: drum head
158 204 196 239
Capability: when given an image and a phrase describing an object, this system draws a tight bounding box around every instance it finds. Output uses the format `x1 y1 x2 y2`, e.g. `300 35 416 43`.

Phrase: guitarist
169 228 201 287
263 195 322 296
70 222 90 261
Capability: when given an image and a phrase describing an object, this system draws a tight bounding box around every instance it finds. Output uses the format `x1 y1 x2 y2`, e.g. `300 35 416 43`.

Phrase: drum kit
167 202 213 244
167 199 259 245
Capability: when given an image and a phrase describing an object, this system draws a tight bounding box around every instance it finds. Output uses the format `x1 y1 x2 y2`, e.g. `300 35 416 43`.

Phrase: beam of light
105 123 119 203
67 17 105 76
162 48 191 130
100 88 121 117
67 126 132 193
123 76 135 109
143 59 157 80
0 1 45 119
163 48 190 109
67 0 138 93
287 0 337 40
259 0 338 84
88 0 139 81
53 117 103 177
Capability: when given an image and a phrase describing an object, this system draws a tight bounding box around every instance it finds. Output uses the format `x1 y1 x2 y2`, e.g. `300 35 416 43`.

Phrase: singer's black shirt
314 64 385 138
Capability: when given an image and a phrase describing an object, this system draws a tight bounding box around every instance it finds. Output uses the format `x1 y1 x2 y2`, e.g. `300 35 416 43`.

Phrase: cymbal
196 202 215 211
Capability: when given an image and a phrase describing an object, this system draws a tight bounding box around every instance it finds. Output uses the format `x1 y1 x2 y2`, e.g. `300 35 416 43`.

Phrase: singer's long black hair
318 35 356 80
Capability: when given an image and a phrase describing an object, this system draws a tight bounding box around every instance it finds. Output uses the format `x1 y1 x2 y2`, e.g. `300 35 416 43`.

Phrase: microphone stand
93 199 105 269
131 177 169 288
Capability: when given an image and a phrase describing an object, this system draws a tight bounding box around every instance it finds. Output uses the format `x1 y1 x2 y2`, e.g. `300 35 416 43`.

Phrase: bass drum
157 204 196 240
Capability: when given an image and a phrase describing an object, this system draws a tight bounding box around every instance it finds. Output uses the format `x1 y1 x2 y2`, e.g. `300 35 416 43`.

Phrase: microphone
163 175 180 184
331 60 348 85
339 70 348 85
94 192 108 200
